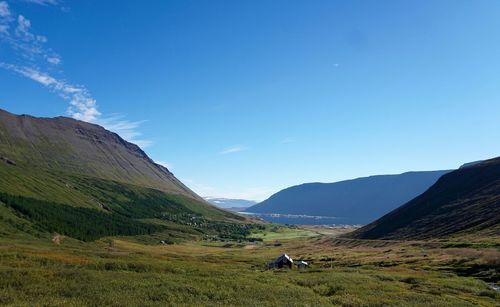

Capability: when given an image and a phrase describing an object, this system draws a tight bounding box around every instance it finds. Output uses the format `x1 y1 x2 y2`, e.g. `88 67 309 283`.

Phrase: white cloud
22 0 60 6
36 34 47 43
155 161 173 170
16 15 30 35
0 3 152 149
0 1 10 18
4 67 150 147
3 66 154 149
47 56 60 64
0 7 61 65
0 1 11 34
1 63 152 147
184 180 275 202
220 145 247 155
0 14 58 64
4 64 56 85
96 116 152 148
0 64 101 122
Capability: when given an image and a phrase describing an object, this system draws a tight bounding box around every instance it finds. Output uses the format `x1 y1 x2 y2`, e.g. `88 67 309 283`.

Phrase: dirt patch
52 233 61 245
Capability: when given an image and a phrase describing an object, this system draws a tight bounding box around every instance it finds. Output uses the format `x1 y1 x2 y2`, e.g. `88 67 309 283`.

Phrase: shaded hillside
348 157 500 240
246 171 450 224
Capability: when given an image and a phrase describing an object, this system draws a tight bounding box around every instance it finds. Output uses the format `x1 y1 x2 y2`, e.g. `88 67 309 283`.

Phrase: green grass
249 225 320 241
0 193 161 241
0 163 238 222
0 190 257 244
0 234 498 306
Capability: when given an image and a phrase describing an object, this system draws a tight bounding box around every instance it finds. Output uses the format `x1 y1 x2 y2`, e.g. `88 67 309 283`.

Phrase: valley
1 1 499 305
0 110 498 306
0 224 498 306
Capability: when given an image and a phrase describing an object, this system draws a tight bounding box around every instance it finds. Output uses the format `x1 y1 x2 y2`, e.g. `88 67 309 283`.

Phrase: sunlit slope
0 109 198 198
0 108 242 241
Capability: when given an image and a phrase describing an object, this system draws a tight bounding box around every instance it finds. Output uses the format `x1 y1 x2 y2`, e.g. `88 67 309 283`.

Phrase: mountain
0 109 240 241
204 197 257 209
460 160 483 169
0 109 197 199
246 170 451 224
348 157 500 240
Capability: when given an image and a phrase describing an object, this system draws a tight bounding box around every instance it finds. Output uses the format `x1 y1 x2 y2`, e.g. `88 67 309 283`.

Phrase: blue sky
1 0 500 200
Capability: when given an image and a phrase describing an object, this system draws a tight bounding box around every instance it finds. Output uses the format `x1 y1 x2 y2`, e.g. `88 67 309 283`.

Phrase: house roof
274 254 293 263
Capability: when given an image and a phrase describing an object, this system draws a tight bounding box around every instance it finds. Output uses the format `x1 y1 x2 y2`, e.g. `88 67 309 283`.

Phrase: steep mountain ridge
246 170 451 224
348 157 500 240
0 109 198 199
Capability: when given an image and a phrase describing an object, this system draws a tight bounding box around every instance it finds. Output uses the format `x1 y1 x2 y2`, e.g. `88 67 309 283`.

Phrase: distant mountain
246 170 451 224
347 157 500 240
204 197 257 209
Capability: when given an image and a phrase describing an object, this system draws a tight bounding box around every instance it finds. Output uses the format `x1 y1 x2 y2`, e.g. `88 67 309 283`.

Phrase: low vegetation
0 228 498 306
0 162 238 222
160 212 264 241
0 193 161 241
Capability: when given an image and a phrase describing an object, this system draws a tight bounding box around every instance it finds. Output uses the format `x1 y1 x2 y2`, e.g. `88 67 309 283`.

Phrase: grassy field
0 225 498 306
248 225 319 241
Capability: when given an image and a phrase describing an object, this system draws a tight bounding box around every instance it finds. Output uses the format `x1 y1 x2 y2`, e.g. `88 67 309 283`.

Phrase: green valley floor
0 226 498 306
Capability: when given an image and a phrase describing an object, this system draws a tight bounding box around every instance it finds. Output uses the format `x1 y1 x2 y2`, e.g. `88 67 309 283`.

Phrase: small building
296 260 309 269
269 254 293 269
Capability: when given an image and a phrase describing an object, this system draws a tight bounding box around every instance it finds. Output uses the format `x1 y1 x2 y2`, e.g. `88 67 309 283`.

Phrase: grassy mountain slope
246 170 450 224
348 157 500 240
0 109 243 241
0 109 197 198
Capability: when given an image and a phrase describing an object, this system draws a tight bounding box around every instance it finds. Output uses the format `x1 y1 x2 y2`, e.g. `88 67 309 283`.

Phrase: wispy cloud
47 56 60 64
1 12 60 65
181 179 275 202
0 1 9 17
280 137 295 144
21 0 60 6
0 1 151 148
220 145 247 155
0 1 12 34
97 115 152 148
155 160 173 170
1 63 101 121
